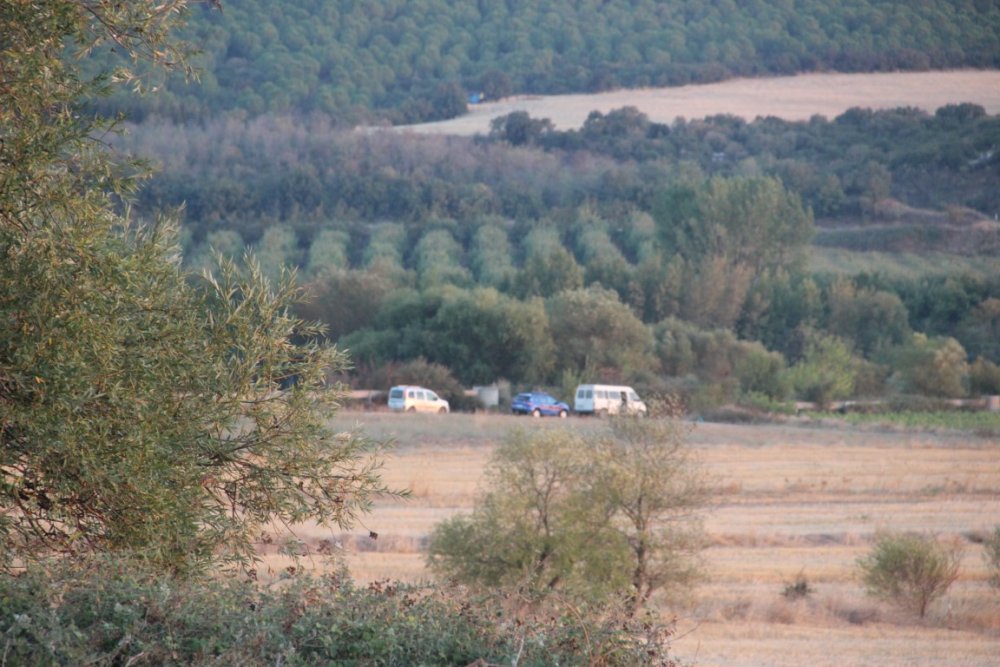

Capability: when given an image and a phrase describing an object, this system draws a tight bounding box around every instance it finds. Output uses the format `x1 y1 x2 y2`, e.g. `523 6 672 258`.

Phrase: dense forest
115 101 1000 408
92 0 1000 124
94 0 1000 409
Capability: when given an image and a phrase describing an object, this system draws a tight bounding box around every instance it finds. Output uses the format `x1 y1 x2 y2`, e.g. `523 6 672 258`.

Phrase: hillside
396 70 1000 134
91 0 1000 123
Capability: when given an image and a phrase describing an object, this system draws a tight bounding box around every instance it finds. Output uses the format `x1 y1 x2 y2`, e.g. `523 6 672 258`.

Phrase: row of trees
125 103 1000 235
88 0 1000 123
314 281 999 409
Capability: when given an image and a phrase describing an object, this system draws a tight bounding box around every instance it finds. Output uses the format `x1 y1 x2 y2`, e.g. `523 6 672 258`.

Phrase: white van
574 384 647 416
387 385 450 413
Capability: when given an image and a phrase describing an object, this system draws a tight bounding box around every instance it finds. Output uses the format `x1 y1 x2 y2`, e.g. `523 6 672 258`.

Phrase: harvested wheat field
268 412 1000 667
396 70 1000 135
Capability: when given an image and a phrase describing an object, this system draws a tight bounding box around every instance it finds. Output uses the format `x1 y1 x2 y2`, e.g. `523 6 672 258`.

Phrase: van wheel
407 406 416 413
558 410 567 418
531 408 541 418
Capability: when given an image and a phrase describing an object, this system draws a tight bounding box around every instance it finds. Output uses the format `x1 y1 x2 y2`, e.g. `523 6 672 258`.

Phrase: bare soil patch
397 70 1000 135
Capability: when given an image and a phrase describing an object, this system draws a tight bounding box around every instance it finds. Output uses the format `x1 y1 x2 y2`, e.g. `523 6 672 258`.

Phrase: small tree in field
427 411 708 614
592 413 708 615
857 532 963 618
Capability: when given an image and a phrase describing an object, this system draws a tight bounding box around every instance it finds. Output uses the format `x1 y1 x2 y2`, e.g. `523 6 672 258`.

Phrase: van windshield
389 389 403 399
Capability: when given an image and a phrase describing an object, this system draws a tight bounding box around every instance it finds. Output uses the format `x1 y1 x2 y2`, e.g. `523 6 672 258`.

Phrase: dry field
395 70 1000 135
267 411 1000 667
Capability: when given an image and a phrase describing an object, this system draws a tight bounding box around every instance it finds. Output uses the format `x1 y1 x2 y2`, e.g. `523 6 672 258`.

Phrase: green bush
857 532 963 618
428 418 707 616
984 526 1000 590
0 559 677 666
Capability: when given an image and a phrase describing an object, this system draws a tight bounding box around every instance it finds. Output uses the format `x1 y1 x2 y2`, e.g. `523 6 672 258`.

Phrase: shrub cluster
0 559 677 666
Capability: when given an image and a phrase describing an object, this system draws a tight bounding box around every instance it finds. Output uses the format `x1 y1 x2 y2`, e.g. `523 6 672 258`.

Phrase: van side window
577 388 585 398
585 390 592 398
407 390 415 398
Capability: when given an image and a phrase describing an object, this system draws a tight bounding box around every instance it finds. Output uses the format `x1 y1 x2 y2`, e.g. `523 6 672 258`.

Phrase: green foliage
428 417 707 615
984 526 1000 590
783 331 859 407
825 279 911 358
652 177 813 327
970 357 1000 395
890 334 970 398
857 531 963 618
1 0 387 574
90 1 1000 123
546 287 655 381
0 558 677 666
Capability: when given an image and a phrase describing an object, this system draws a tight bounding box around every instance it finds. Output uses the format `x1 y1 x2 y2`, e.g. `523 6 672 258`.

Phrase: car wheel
406 406 416 413
558 410 567 418
438 406 447 414
531 408 541 418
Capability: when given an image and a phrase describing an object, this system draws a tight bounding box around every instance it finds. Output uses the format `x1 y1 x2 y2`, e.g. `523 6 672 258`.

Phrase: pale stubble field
267 412 1000 667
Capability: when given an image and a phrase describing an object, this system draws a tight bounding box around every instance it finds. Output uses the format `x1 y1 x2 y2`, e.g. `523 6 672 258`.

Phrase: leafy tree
427 429 618 600
427 416 707 615
545 287 654 381
254 224 302 285
490 111 555 146
857 532 963 618
891 334 969 398
0 1 387 573
825 279 910 358
514 247 585 299
652 176 814 328
589 415 707 615
782 330 858 407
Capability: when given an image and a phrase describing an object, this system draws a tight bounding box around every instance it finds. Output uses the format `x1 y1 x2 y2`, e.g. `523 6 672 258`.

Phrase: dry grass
394 70 1000 135
266 411 1000 666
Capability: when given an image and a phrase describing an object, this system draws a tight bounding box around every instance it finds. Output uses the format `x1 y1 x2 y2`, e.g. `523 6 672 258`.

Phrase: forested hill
94 0 1000 124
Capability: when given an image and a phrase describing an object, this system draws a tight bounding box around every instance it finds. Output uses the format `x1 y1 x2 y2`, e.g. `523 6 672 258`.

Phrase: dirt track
396 69 1000 135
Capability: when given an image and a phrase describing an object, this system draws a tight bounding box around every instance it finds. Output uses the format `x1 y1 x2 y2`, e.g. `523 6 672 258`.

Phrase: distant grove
100 0 1000 407
116 102 1000 406
91 0 1000 124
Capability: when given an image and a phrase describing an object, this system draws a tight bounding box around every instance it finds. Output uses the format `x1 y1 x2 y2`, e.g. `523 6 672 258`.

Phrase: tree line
88 0 1000 123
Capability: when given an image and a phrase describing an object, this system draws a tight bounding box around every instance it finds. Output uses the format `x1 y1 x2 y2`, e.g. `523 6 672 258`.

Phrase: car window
417 391 426 400
428 391 438 401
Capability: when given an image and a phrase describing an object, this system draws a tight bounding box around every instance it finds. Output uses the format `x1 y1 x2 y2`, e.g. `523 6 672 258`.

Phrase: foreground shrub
857 532 963 618
0 559 676 666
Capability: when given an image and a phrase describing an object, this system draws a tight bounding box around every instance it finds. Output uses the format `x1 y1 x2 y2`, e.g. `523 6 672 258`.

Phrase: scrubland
266 411 1000 667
